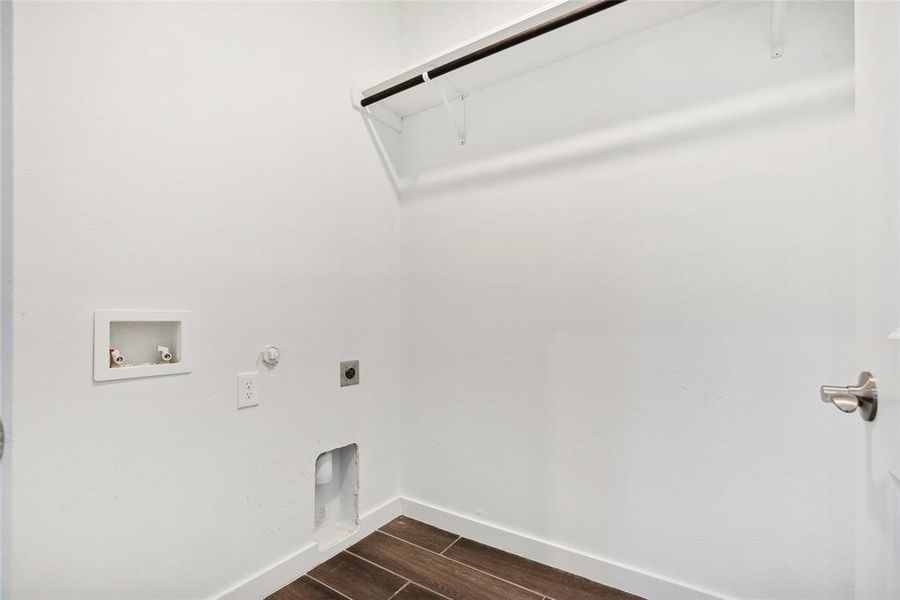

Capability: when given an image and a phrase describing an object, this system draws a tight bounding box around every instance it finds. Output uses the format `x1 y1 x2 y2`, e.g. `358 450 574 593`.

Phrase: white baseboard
401 497 731 600
215 495 731 600
215 497 403 600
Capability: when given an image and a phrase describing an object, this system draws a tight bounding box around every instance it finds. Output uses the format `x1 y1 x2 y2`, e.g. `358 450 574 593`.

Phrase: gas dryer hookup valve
261 345 280 368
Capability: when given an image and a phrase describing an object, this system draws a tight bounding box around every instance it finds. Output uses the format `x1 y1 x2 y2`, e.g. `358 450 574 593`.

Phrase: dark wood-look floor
267 516 644 600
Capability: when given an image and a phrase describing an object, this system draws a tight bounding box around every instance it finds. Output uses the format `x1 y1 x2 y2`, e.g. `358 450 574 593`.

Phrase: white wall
12 3 400 599
397 2 857 599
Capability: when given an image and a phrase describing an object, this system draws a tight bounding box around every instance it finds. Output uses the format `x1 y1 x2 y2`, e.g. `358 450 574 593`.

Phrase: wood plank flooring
267 516 644 600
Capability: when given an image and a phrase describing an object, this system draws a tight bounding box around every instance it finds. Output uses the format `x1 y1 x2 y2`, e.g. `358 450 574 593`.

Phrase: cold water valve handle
820 371 877 421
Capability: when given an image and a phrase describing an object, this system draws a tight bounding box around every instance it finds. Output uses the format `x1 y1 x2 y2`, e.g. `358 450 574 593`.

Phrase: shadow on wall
362 0 855 199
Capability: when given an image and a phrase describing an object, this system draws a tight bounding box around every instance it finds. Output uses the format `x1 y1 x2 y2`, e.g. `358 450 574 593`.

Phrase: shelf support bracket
424 73 467 145
350 89 403 134
770 0 786 59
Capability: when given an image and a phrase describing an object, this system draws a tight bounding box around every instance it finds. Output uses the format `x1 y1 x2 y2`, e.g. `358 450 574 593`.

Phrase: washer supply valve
109 349 125 366
158 346 173 362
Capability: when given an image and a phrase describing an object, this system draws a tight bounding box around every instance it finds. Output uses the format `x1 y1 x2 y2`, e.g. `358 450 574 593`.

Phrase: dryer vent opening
314 444 359 550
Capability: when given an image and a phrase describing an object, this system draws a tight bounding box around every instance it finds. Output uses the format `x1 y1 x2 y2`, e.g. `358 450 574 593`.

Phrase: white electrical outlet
237 372 259 409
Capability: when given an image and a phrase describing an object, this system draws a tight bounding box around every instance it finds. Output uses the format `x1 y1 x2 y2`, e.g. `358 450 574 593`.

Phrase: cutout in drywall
314 444 359 550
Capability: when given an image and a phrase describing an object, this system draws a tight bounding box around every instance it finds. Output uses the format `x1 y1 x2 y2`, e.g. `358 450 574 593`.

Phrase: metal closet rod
359 0 629 108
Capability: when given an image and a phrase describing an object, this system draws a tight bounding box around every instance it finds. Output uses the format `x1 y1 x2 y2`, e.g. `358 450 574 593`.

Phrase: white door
842 2 900 598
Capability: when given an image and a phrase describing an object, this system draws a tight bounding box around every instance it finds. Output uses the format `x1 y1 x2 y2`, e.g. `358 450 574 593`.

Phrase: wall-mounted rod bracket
770 0 786 59
424 73 468 145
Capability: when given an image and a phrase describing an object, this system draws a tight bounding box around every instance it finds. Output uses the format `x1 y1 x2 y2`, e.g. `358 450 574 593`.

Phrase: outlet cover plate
237 372 259 408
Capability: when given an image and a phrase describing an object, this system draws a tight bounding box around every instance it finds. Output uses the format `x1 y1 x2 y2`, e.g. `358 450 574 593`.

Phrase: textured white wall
397 2 857 599
12 3 400 599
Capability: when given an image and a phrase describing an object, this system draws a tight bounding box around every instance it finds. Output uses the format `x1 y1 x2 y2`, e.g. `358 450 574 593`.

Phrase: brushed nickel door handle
820 371 877 421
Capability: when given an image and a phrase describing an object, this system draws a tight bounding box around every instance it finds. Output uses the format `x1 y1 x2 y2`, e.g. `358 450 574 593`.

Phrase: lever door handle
820 371 877 421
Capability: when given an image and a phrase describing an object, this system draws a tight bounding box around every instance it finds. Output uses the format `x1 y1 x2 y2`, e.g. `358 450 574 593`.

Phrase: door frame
0 1 12 598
